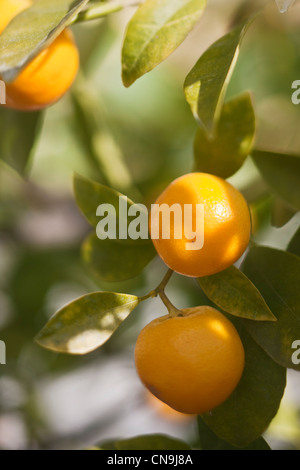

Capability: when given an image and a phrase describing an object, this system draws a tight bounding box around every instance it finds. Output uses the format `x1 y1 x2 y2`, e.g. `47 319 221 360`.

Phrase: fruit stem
139 269 173 302
139 268 182 317
158 291 183 318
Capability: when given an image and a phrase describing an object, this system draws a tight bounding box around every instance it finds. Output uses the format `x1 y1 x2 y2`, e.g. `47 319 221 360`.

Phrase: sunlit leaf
122 0 206 87
242 245 300 370
193 92 255 178
198 265 276 321
0 0 88 82
35 292 140 354
184 20 250 134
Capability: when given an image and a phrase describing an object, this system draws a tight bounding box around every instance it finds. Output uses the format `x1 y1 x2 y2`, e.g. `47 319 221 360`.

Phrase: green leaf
35 292 139 354
0 108 42 174
73 173 140 239
198 265 276 322
193 93 255 178
122 0 206 87
72 79 136 195
184 20 250 134
197 417 271 450
98 434 191 450
202 326 286 448
242 245 300 370
82 233 156 282
0 0 88 82
271 197 297 228
252 150 300 210
288 227 300 257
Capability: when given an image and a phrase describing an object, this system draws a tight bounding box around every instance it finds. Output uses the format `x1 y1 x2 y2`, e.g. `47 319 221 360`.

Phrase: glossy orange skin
135 306 245 414
150 172 251 277
0 0 79 110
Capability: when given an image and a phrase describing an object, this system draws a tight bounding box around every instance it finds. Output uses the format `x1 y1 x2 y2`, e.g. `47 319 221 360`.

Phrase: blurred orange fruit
0 0 79 110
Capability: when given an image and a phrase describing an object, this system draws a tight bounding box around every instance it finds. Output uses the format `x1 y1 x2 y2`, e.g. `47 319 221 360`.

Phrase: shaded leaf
193 92 255 178
72 80 135 195
184 20 250 134
35 292 139 354
271 197 297 228
0 108 42 174
0 0 88 82
74 173 147 243
202 326 286 448
197 417 271 450
288 227 300 257
242 245 300 370
122 0 206 87
198 265 276 321
98 434 191 450
82 233 156 282
252 150 300 210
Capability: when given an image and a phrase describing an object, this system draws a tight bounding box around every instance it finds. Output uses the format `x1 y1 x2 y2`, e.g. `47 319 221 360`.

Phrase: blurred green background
0 0 300 449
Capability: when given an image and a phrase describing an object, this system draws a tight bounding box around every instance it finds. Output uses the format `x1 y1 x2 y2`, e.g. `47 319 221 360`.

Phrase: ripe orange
150 172 251 277
0 0 79 110
135 306 245 414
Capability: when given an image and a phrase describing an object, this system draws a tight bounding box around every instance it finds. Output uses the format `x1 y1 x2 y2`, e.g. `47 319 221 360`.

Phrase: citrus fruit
150 172 251 277
135 306 245 414
0 0 79 110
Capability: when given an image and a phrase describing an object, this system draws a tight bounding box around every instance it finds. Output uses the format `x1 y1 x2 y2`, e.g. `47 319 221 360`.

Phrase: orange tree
0 0 299 450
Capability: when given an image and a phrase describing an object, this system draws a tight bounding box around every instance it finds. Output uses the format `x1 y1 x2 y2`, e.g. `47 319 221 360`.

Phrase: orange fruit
0 0 79 110
150 172 251 277
135 306 245 414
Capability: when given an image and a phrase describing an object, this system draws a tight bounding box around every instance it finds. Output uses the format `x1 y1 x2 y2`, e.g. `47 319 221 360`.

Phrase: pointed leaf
198 265 276 321
197 417 271 450
35 292 139 354
82 233 156 282
242 245 300 370
122 0 206 87
0 108 42 174
74 174 149 245
184 20 251 134
202 326 286 448
0 0 88 82
193 92 255 178
252 150 300 210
